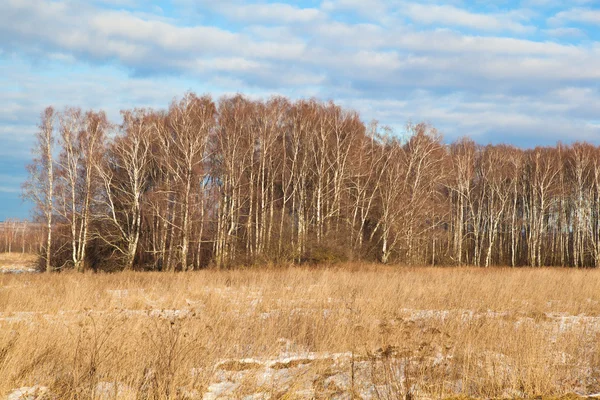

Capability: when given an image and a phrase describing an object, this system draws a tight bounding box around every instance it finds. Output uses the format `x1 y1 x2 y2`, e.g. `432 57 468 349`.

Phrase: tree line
0 219 42 254
23 93 600 271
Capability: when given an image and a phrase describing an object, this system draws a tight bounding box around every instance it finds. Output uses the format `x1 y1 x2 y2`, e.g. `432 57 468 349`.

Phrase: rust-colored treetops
23 93 600 270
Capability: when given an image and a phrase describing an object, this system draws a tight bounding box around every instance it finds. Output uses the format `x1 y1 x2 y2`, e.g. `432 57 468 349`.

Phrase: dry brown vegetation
1 264 600 399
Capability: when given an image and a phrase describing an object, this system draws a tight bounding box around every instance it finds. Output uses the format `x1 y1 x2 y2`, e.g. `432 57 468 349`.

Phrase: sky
1 0 600 220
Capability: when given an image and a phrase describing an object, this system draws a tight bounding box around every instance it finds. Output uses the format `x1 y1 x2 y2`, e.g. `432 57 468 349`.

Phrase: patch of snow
148 308 193 319
0 267 38 274
202 380 240 400
242 393 269 400
6 386 49 400
94 381 134 399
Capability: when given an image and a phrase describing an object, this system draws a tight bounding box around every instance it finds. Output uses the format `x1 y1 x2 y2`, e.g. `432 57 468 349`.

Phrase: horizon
2 0 600 219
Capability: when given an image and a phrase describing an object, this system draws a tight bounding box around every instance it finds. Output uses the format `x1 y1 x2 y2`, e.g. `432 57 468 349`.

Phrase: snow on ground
6 386 49 400
201 351 410 400
0 254 39 274
0 264 38 274
4 285 600 398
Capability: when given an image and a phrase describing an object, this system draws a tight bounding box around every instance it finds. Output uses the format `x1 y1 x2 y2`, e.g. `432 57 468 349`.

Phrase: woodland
22 93 600 271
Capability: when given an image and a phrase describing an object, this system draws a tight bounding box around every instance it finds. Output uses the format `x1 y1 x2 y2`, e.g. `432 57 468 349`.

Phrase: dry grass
0 252 37 273
1 264 600 399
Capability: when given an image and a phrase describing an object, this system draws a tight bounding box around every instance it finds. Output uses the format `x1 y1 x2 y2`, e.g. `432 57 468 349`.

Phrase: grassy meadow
1 256 600 399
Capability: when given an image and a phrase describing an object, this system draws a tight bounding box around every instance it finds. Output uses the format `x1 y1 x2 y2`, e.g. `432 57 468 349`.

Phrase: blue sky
1 0 600 220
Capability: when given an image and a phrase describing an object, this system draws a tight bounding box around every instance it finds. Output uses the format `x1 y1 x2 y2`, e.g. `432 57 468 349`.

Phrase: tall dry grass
0 253 37 272
1 264 599 399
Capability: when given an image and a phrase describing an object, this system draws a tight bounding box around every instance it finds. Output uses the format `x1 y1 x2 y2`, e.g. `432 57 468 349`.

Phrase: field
0 253 38 274
1 260 600 399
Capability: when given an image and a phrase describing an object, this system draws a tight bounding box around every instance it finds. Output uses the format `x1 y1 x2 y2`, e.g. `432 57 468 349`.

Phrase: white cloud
394 31 588 56
401 3 534 34
550 8 600 25
219 3 325 24
544 27 586 38
320 0 388 20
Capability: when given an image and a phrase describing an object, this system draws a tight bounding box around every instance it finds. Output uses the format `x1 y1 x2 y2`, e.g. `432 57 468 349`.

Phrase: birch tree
96 109 153 270
56 109 107 272
23 107 55 272
167 94 216 271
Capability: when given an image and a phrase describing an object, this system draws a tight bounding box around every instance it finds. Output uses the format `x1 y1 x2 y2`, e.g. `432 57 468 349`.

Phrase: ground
1 261 600 399
0 253 37 274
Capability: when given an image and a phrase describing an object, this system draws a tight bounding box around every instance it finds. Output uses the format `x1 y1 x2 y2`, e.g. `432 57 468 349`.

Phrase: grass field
1 260 600 399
